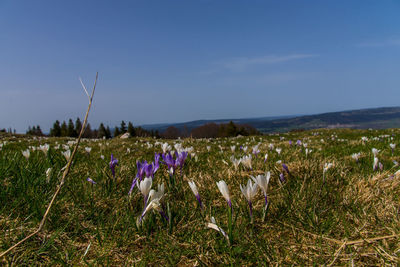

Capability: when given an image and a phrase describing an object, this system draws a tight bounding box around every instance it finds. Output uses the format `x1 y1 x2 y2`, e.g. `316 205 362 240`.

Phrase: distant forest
22 119 260 139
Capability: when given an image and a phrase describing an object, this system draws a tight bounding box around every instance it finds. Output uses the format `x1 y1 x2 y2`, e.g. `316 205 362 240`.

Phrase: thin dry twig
0 73 98 258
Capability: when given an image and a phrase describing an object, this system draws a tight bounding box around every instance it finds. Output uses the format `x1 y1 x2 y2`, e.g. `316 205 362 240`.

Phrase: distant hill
140 107 400 134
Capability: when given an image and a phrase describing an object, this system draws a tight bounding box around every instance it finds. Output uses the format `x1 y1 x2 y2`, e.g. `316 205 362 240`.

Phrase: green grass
1 128 400 265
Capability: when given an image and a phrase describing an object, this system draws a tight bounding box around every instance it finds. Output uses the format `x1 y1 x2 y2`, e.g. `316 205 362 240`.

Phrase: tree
105 126 112 139
35 125 43 136
75 118 82 135
127 122 135 137
226 121 238 137
60 121 68 137
114 126 120 137
67 119 77 137
83 123 93 138
50 120 61 137
162 126 181 139
98 123 107 138
120 120 127 133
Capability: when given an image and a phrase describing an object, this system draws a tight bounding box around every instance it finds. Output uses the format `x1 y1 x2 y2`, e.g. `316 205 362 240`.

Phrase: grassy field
1 128 400 265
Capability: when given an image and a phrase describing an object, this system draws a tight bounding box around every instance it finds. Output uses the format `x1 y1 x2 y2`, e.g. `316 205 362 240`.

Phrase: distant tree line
0 128 16 134
26 119 160 139
25 120 259 139
161 121 260 139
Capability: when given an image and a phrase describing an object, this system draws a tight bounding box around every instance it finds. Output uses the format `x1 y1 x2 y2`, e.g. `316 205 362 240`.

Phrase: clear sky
1 0 400 133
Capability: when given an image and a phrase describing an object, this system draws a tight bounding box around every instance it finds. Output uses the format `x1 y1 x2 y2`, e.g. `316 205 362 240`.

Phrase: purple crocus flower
162 152 176 170
176 151 188 168
282 163 290 175
109 154 118 179
87 177 96 184
279 173 286 184
289 140 292 146
296 140 302 146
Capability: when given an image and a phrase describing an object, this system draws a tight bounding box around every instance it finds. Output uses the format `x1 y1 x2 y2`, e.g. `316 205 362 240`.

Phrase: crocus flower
276 148 282 155
282 163 290 174
251 172 270 207
46 168 52 183
296 140 302 146
87 177 96 184
289 140 292 146
252 145 260 156
352 153 361 162
85 147 92 154
22 149 30 159
39 144 50 155
206 217 229 245
240 179 258 220
241 155 252 170
175 151 188 168
139 177 152 203
373 157 379 171
217 180 231 208
162 152 176 170
230 156 241 171
188 180 203 209
323 163 333 174
139 183 167 223
390 143 396 153
109 154 118 179
279 173 286 184
372 148 380 157
62 150 71 161
264 153 268 163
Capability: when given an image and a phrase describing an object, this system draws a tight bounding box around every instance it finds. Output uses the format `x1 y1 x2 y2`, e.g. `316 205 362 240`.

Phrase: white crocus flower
206 217 229 245
241 155 252 170
62 150 71 161
373 157 379 171
85 147 92 154
217 180 231 207
22 149 30 159
230 156 241 170
230 146 236 153
372 148 380 157
323 163 333 174
240 179 258 203
139 177 152 200
264 153 268 163
148 183 165 203
39 144 50 154
46 168 52 183
275 148 282 155
352 153 361 162
251 172 270 200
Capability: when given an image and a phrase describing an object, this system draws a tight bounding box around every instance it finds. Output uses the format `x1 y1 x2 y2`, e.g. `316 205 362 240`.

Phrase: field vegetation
1 128 400 265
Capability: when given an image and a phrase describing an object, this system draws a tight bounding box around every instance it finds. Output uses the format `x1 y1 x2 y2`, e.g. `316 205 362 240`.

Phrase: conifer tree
60 121 68 137
120 120 127 133
67 119 77 137
114 126 120 137
105 126 112 139
127 122 135 137
50 120 61 137
75 118 82 135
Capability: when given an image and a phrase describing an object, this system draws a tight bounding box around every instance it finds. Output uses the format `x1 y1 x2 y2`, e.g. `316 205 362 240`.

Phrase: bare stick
0 73 98 258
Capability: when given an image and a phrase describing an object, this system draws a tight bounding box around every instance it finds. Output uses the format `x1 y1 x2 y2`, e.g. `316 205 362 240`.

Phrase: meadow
1 128 400 265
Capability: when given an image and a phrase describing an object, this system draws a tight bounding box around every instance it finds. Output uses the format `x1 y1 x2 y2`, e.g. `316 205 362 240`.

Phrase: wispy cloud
356 38 400 47
219 54 318 72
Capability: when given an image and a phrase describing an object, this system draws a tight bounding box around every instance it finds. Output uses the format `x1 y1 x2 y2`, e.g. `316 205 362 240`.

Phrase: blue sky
1 0 400 132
